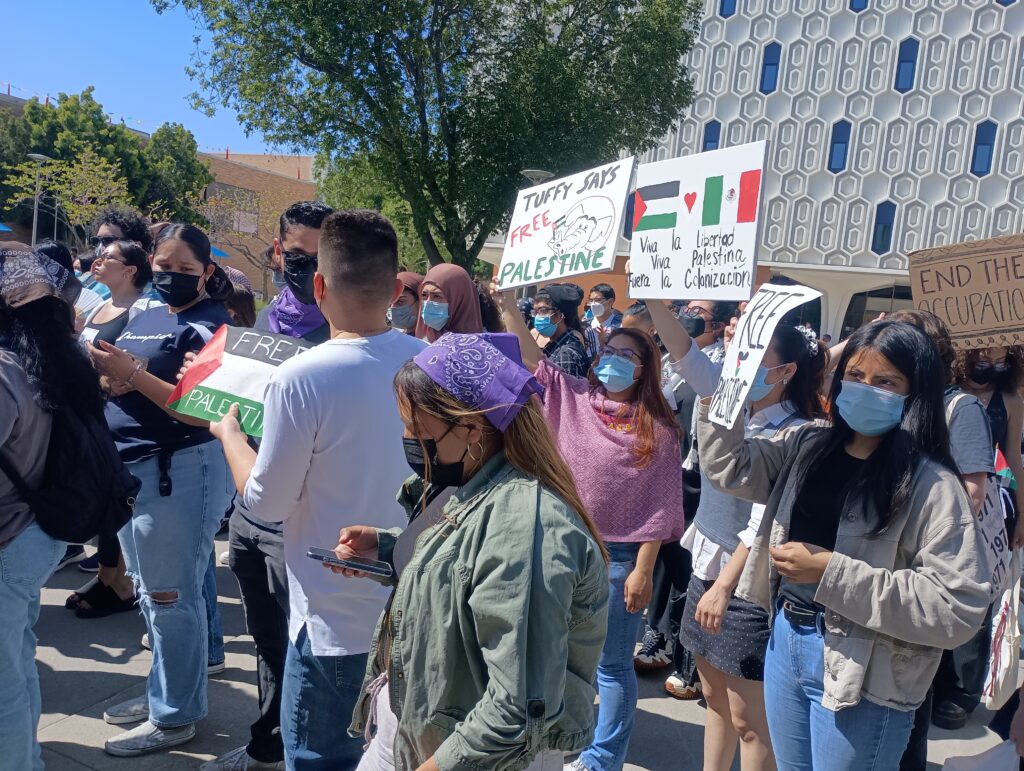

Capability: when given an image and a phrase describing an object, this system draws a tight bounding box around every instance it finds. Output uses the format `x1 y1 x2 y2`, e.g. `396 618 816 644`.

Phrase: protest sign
167 326 312 436
708 283 822 429
909 233 1024 350
628 140 768 302
497 157 635 290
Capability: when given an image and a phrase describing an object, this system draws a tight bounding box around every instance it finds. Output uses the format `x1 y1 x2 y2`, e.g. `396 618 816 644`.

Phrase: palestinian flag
632 182 680 233
995 449 1018 491
702 169 762 226
167 325 312 437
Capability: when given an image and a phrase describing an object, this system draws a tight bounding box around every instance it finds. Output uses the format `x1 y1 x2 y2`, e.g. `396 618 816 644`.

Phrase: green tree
143 122 214 223
318 153 426 272
3 145 133 245
157 0 702 270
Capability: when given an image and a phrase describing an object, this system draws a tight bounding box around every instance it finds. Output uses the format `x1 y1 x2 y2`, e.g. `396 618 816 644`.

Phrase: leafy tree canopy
158 0 702 269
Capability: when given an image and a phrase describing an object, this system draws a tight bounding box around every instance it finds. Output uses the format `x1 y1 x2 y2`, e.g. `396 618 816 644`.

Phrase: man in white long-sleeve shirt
210 210 425 769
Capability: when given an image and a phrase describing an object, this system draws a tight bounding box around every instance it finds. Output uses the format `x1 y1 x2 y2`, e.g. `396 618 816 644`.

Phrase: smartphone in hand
307 547 393 578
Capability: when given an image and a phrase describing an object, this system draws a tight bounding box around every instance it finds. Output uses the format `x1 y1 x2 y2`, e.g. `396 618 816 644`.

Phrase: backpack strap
945 392 968 424
187 322 215 345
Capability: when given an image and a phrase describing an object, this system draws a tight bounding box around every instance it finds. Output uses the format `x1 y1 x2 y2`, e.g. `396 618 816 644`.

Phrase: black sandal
65 577 99 609
73 582 137 619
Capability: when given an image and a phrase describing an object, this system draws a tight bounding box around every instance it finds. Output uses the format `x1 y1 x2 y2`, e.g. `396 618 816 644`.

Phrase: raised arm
646 299 693 362
490 282 542 373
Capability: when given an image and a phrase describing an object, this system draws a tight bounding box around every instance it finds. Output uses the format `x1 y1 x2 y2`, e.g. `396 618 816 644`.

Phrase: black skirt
680 572 770 681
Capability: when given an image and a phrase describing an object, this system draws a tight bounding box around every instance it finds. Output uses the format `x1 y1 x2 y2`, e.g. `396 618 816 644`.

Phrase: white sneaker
103 695 150 725
141 632 151 651
105 720 196 757
563 761 588 771
200 745 285 770
208 660 226 676
664 672 703 700
218 550 230 566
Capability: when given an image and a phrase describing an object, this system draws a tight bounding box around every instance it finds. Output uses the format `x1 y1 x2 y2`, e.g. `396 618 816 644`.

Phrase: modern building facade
642 0 1024 337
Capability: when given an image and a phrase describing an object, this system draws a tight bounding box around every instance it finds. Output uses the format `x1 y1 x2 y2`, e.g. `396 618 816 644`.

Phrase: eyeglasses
93 254 126 266
89 235 119 250
600 345 642 364
532 308 559 320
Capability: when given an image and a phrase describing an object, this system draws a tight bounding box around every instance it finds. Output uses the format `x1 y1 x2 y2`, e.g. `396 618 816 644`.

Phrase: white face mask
589 302 606 317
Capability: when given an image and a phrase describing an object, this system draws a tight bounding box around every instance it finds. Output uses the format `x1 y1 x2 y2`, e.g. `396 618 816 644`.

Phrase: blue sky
3 1 272 153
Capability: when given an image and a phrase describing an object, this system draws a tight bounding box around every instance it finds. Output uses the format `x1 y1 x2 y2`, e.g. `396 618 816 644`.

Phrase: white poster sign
497 157 635 290
628 140 768 301
709 283 822 429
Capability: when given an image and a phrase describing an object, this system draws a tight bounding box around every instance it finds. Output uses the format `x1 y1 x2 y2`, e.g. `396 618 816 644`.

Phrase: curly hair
952 346 1024 393
92 205 153 253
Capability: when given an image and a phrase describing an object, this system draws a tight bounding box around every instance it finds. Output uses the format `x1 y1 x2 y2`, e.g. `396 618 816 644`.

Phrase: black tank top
986 389 1009 453
82 310 130 347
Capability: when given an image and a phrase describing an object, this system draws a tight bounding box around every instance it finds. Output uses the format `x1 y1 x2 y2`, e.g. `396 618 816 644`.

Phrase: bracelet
125 360 145 387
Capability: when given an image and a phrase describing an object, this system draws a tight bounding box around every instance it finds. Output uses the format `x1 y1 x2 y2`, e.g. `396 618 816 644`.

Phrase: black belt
781 600 822 628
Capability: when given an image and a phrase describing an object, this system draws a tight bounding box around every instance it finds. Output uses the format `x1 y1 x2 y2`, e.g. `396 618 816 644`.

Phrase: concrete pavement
36 539 1005 770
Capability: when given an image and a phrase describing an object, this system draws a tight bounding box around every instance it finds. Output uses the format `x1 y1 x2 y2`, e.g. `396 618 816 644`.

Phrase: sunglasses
89 235 120 253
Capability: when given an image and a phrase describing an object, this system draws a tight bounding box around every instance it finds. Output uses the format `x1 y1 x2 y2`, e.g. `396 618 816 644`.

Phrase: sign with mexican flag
628 140 768 301
167 326 312 437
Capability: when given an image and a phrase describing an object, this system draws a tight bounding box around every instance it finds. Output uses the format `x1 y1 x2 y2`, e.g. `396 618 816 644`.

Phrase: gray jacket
697 402 991 712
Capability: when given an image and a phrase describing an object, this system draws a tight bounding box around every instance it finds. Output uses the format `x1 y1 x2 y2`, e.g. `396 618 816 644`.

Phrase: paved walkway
36 540 1004 770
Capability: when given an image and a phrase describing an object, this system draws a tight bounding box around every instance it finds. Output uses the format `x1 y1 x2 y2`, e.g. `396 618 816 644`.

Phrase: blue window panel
760 43 782 94
871 201 896 255
828 120 851 173
850 0 868 10
720 0 737 17
971 120 997 176
703 120 722 152
894 38 919 93
996 0 1016 7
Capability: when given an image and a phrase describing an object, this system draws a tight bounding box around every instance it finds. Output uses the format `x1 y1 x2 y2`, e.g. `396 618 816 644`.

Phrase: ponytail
205 264 233 302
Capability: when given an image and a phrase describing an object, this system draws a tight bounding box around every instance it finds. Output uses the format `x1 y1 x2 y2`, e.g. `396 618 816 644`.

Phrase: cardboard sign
497 157 635 290
628 141 768 302
167 326 312 436
909 233 1024 350
709 283 822 429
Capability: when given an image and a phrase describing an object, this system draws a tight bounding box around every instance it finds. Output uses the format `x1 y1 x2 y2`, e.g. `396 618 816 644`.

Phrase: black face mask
284 256 317 304
152 271 202 307
970 362 1009 386
403 436 467 489
681 314 706 338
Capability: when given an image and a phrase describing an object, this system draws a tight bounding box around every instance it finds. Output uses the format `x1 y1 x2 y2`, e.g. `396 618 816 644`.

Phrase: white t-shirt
243 329 427 656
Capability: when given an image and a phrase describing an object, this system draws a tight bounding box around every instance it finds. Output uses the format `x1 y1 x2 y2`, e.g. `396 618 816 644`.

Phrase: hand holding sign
708 284 822 429
209 402 244 442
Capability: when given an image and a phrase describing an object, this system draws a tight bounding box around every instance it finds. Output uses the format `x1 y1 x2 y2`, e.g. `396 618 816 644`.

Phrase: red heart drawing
684 192 697 213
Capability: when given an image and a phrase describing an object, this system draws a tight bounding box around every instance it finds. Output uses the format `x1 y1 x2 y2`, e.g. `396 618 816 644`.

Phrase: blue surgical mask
595 354 638 393
746 364 785 403
534 315 558 337
836 381 907 437
388 304 416 330
421 300 450 331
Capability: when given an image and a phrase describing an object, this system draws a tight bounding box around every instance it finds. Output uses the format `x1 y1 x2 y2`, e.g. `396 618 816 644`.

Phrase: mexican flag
702 169 762 226
167 325 312 437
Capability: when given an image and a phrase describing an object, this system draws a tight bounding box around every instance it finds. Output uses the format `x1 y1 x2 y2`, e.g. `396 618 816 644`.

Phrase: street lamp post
27 153 51 247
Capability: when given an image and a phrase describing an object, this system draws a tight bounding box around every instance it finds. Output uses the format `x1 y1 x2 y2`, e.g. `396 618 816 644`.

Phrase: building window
720 0 736 17
703 120 721 152
840 285 913 339
827 120 851 173
894 38 919 93
849 0 868 10
760 43 782 94
996 0 1016 6
871 201 896 254
971 120 997 176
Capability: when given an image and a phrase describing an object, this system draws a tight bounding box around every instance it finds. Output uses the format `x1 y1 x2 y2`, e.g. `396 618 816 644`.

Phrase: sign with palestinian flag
497 157 636 289
167 326 312 437
628 140 768 301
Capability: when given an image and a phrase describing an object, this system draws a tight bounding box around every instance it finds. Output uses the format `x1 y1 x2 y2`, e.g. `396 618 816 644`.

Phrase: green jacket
349 454 609 771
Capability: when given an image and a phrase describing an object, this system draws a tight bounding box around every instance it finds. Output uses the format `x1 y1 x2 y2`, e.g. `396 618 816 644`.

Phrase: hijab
415 263 483 342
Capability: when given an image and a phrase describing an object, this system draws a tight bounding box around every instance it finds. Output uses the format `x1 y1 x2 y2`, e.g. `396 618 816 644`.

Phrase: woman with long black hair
89 224 236 758
697 320 990 771
0 244 106 768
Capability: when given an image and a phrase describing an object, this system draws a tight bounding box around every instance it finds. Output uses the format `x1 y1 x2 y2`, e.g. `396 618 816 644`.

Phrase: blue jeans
203 554 224 667
118 441 232 728
579 542 643 771
765 610 915 770
0 523 64 771
281 624 368 770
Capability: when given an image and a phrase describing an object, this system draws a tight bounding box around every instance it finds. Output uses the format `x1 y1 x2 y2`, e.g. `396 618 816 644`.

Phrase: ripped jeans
118 441 232 728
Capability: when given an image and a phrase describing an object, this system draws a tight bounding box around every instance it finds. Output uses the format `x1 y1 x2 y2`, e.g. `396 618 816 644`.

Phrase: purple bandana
267 286 325 338
413 333 544 432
